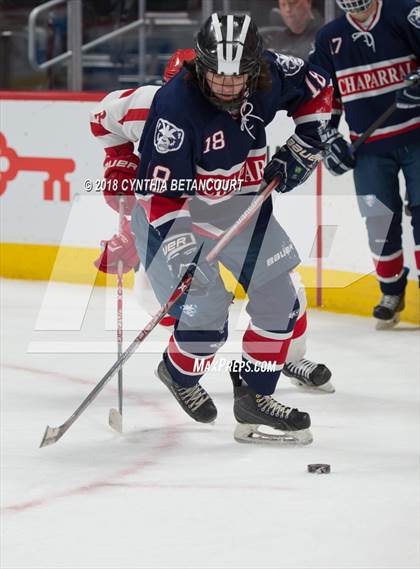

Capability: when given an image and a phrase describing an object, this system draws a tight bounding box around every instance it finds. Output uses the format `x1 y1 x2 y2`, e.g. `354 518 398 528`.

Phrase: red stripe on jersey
167 335 215 374
351 122 420 144
373 253 404 279
338 59 417 99
90 122 111 136
293 85 333 119
119 88 137 99
119 108 149 124
292 311 307 340
140 195 189 224
196 152 266 201
243 326 291 365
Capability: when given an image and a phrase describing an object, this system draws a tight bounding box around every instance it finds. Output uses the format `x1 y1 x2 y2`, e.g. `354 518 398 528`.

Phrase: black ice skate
373 291 405 330
156 358 217 423
230 372 313 445
283 359 335 393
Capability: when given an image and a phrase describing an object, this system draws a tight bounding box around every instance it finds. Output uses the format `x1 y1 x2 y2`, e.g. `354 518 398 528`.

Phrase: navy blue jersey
309 0 420 154
136 50 331 238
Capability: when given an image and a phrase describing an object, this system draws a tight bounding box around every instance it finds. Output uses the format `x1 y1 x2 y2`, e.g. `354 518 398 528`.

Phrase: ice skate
283 358 335 393
156 358 217 423
231 372 313 445
373 291 405 330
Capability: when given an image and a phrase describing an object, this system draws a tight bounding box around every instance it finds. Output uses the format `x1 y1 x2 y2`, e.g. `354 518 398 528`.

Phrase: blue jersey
309 0 420 154
136 50 331 238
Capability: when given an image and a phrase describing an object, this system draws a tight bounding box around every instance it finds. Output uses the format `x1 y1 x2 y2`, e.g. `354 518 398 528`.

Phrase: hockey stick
351 102 397 151
108 197 125 433
351 74 420 151
39 178 279 447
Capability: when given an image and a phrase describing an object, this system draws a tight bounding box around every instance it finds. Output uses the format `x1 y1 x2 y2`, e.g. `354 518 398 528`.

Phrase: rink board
0 92 418 323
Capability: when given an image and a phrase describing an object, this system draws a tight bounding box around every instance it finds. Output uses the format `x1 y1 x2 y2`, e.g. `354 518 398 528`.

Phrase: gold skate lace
178 384 209 412
256 395 293 419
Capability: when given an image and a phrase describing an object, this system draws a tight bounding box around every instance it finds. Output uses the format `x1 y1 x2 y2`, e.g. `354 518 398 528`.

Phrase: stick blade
39 425 64 448
108 408 122 433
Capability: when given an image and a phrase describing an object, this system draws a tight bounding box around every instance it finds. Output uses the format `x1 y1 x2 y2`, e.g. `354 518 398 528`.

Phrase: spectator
260 0 324 59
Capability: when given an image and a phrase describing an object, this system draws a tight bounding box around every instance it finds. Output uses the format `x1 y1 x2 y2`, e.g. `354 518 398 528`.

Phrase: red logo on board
0 132 75 201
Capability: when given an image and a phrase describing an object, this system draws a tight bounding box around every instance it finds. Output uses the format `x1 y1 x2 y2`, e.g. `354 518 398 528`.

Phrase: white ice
1 278 419 569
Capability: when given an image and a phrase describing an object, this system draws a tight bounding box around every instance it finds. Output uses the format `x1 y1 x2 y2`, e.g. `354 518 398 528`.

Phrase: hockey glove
264 134 323 193
323 128 355 176
162 231 218 292
94 218 140 274
396 69 420 109
102 148 139 214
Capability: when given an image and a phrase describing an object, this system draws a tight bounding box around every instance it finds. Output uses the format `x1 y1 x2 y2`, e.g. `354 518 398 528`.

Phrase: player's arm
89 87 158 214
395 1 420 110
263 51 333 192
308 32 355 177
90 88 150 274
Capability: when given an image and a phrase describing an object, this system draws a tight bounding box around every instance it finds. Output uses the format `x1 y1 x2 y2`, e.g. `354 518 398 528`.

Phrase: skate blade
39 425 62 447
234 423 313 445
108 408 122 433
290 378 335 394
375 313 400 330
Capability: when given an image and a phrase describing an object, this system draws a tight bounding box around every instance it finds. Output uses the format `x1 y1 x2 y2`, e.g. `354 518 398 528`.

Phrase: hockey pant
134 264 308 363
353 141 420 293
131 202 302 395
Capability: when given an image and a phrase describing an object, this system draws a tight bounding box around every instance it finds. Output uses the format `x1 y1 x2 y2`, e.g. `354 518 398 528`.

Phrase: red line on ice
2 364 180 514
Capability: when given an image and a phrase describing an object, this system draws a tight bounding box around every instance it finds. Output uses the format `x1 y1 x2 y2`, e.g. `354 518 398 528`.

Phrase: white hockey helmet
336 0 374 13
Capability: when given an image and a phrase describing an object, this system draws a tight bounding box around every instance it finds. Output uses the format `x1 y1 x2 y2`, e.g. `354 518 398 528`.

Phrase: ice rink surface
1 278 419 569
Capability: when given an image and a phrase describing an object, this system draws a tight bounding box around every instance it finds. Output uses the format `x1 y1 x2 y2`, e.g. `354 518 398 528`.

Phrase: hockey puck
307 463 331 474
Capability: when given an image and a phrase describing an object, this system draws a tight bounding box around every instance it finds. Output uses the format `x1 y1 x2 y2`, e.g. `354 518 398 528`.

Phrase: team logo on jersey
407 6 420 29
274 53 304 76
154 119 184 154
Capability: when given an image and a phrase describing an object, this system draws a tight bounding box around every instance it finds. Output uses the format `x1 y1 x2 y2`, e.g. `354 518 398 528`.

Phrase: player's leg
131 203 231 422
282 271 334 392
220 213 312 444
233 272 312 444
353 151 407 328
410 205 420 286
157 269 232 424
399 140 420 287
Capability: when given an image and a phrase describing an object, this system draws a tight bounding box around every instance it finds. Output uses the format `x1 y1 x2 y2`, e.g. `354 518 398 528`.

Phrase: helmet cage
336 0 374 13
195 13 262 112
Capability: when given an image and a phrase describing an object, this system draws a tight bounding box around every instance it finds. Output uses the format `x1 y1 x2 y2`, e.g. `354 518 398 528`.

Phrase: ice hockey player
309 0 420 329
90 48 335 395
130 13 333 444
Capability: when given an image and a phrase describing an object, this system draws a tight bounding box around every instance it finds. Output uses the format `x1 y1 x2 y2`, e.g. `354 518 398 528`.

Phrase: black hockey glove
162 231 218 292
396 69 420 109
323 128 355 176
264 134 323 193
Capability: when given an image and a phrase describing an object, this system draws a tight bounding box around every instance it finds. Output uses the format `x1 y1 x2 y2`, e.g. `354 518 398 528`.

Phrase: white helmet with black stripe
336 0 374 13
195 13 263 112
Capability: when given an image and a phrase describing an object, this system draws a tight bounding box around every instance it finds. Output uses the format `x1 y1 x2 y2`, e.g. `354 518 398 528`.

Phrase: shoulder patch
274 53 305 76
154 119 185 154
407 6 420 29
